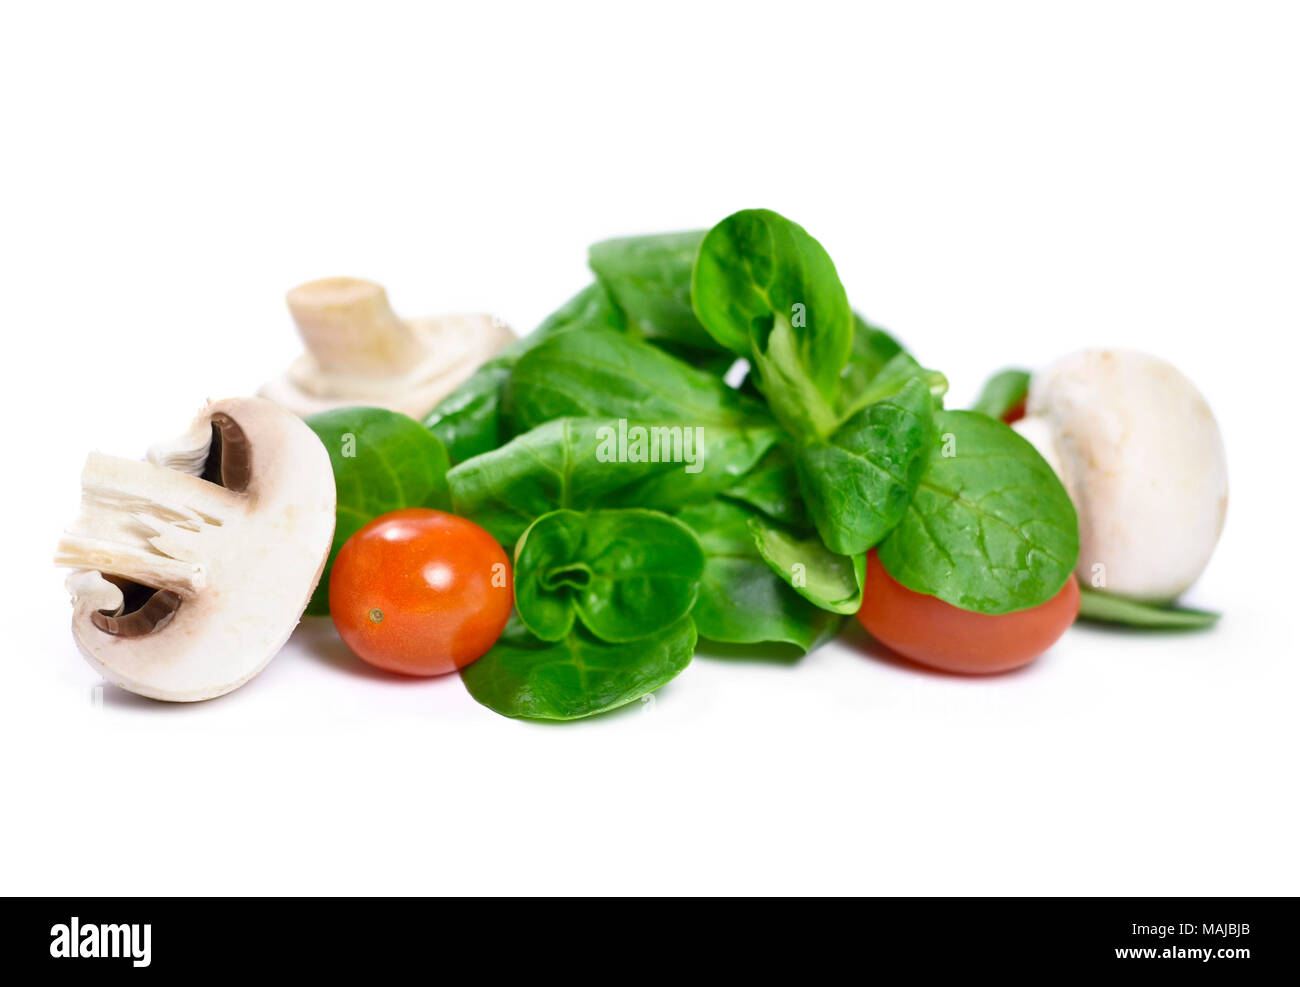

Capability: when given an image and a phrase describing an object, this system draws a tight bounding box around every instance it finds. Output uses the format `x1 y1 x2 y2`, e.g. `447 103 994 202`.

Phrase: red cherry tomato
329 508 513 676
857 550 1078 674
1002 397 1027 424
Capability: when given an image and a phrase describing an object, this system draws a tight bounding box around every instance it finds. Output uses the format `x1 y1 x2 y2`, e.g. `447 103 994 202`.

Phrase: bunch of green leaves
689 209 1077 613
423 210 1081 720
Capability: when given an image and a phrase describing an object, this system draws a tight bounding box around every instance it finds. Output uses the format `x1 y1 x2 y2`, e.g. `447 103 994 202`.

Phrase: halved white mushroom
1013 349 1228 603
260 276 516 418
54 397 336 701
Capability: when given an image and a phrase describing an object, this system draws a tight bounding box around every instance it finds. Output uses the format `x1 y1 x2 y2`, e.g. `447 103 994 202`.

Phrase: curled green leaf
514 509 704 643
461 613 696 721
749 518 864 614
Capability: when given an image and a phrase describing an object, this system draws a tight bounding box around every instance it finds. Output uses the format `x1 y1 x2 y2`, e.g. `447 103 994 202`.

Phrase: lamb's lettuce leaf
692 209 853 439
796 377 934 555
513 508 704 643
1077 585 1220 629
676 500 842 652
588 229 721 351
448 416 777 546
877 410 1079 614
462 613 696 721
424 281 625 462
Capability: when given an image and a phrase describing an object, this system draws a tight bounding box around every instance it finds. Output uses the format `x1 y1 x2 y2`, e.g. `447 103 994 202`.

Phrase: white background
2 1 1296 895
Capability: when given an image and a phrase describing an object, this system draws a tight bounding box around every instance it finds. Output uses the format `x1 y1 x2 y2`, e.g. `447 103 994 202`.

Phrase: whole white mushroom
260 276 516 419
1012 349 1228 603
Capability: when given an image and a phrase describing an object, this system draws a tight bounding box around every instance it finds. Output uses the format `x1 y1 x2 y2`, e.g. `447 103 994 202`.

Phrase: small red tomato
329 508 513 676
1002 398 1027 424
857 550 1078 674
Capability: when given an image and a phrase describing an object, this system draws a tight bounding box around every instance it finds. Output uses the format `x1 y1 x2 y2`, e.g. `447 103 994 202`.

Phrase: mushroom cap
1018 349 1228 603
57 397 336 701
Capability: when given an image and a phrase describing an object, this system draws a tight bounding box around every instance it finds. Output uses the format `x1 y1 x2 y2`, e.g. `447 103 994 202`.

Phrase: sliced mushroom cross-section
54 397 337 701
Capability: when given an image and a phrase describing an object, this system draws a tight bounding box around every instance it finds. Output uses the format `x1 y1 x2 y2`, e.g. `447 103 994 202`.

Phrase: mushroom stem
285 277 424 377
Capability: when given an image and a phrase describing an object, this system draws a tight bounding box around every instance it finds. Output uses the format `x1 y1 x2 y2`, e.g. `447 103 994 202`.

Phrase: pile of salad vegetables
303 208 1214 721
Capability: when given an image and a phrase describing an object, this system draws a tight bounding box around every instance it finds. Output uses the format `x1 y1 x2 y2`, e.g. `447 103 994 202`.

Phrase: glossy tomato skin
329 508 513 676
858 550 1079 674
